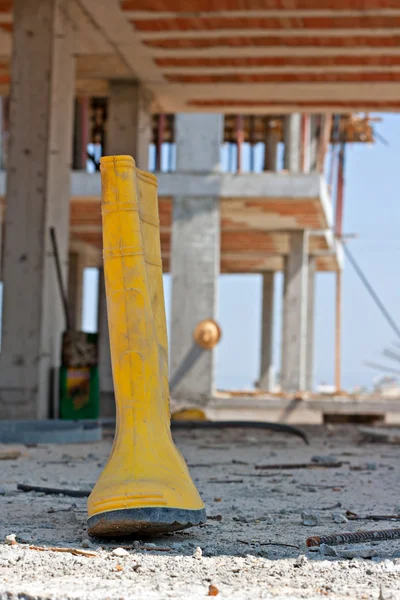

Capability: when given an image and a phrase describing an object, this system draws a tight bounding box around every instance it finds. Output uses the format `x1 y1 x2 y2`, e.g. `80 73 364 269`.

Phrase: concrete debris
301 512 320 527
5 534 17 545
111 547 129 557
359 427 400 445
192 547 203 559
332 512 348 524
319 544 338 557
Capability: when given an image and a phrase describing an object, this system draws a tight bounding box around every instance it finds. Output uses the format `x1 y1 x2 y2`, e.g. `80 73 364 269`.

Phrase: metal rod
307 528 400 548
236 115 244 173
50 227 71 331
365 361 400 377
343 244 400 340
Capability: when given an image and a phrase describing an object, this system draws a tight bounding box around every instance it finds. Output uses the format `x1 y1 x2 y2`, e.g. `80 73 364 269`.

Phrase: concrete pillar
281 232 309 393
97 268 115 416
306 256 316 391
67 252 85 331
72 96 89 171
259 272 275 391
170 114 222 401
97 81 152 413
107 81 152 170
0 0 75 419
283 113 301 173
264 117 279 172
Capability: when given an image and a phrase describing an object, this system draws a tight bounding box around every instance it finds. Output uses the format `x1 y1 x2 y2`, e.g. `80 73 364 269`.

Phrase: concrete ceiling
0 1 399 112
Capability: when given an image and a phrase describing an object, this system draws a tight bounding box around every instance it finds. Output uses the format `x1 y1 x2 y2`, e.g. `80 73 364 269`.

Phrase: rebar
307 528 400 548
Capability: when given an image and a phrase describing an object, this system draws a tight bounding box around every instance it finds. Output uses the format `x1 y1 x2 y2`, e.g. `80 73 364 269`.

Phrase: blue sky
82 114 400 392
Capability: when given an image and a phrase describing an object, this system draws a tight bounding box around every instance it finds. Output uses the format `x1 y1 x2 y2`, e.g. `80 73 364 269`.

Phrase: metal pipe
236 115 244 173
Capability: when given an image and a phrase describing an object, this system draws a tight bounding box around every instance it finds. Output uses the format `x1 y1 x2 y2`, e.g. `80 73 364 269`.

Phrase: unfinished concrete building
0 0 396 422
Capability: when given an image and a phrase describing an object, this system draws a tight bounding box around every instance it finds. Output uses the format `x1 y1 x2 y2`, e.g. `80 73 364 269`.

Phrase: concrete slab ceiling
0 1 399 112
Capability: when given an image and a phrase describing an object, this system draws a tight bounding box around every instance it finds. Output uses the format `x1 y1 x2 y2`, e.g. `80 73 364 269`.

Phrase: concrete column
97 268 115 416
170 114 222 401
72 96 89 170
306 256 316 391
67 252 85 331
281 232 309 393
283 113 301 173
259 272 275 391
0 0 75 419
107 81 152 170
264 117 279 172
97 81 152 412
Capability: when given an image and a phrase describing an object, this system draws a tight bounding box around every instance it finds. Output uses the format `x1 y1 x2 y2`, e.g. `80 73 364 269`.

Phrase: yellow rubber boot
87 156 206 537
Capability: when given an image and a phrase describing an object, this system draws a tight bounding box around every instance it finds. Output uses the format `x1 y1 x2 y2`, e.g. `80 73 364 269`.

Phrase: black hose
171 420 309 445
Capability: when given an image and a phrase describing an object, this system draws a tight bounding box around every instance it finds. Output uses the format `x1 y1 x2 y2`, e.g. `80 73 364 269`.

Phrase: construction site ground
1 425 400 599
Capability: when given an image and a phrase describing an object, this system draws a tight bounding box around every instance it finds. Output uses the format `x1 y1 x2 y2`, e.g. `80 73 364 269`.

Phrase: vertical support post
170 114 222 402
67 251 85 331
73 96 89 170
281 232 309 393
317 113 332 173
155 113 165 172
263 116 279 172
259 271 275 391
0 0 75 419
335 142 345 392
107 80 152 170
236 115 244 173
306 256 316 391
301 113 311 173
284 113 301 173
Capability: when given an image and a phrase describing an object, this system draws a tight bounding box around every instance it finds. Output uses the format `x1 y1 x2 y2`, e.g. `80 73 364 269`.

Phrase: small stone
81 539 91 548
5 534 17 545
319 544 338 557
294 554 308 566
332 512 348 524
132 540 141 549
301 512 320 527
192 546 202 559
112 547 129 557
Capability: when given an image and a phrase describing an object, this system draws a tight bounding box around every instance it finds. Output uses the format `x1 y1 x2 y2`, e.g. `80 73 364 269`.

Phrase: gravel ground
0 425 400 599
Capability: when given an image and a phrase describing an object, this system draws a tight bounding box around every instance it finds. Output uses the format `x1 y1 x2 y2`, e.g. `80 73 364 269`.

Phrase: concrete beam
68 170 326 201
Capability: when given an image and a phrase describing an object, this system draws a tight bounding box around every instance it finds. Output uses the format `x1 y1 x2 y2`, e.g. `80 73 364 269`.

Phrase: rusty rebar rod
307 528 400 548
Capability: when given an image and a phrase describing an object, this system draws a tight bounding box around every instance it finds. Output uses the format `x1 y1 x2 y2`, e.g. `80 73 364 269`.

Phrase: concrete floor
0 425 400 599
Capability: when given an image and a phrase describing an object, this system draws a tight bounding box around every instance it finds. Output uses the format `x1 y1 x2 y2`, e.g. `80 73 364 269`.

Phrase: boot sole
87 507 207 537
